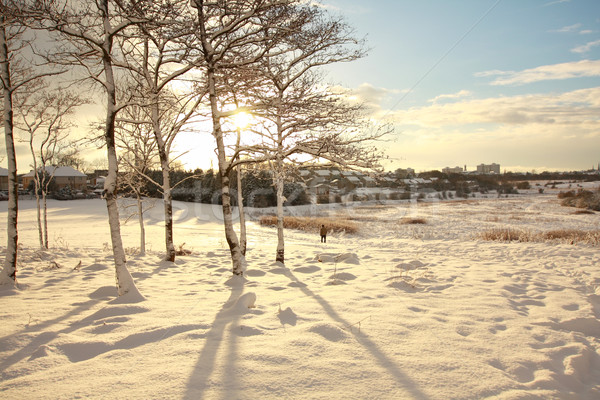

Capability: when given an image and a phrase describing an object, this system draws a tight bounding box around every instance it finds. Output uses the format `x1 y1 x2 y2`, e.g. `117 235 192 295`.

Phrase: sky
319 0 600 172
3 0 600 174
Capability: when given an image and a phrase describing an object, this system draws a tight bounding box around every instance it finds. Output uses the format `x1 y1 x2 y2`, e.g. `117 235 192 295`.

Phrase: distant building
442 166 464 174
0 167 8 191
477 163 500 174
22 166 87 191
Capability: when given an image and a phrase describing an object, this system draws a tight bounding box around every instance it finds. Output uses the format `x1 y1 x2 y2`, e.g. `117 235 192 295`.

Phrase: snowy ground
1 187 599 399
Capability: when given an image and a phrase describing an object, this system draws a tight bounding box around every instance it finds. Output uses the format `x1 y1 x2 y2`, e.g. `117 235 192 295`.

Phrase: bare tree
238 4 386 264
0 2 64 285
15 85 87 249
0 11 18 285
116 104 158 256
190 0 300 276
36 0 145 299
116 4 207 261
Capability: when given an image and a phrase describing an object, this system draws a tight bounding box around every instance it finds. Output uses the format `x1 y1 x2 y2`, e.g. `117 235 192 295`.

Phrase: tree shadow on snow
279 267 429 399
184 275 250 399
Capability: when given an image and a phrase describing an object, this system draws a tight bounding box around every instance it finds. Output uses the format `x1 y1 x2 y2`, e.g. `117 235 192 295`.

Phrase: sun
232 111 251 129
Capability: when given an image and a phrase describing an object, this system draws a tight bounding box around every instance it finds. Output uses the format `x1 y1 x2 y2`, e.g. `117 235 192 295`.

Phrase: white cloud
543 0 570 7
571 39 600 54
553 23 581 33
387 87 600 128
342 83 405 107
383 88 600 172
476 59 600 85
429 90 472 103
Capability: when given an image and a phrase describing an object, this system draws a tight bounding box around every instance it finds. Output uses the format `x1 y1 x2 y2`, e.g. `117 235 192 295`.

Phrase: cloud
571 39 600 54
340 83 405 108
543 0 570 6
476 59 600 85
553 23 582 33
429 90 472 103
383 88 600 172
387 87 600 128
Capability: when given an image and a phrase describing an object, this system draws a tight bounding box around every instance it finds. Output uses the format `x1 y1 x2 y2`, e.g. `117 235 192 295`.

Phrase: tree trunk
137 194 146 256
275 173 285 264
194 2 244 275
100 1 142 299
35 187 43 248
209 71 244 275
150 89 176 262
220 166 244 275
0 20 18 285
42 191 49 249
162 167 175 262
28 136 44 249
237 165 247 256
275 98 285 264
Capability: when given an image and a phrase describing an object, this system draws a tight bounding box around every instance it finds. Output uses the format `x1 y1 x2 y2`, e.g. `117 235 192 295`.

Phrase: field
1 188 599 399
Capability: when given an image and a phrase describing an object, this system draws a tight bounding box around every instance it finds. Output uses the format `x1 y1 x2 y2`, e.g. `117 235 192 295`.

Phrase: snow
1 189 599 399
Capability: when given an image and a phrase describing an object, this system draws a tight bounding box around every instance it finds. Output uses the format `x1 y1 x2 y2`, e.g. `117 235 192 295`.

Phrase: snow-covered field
1 187 599 399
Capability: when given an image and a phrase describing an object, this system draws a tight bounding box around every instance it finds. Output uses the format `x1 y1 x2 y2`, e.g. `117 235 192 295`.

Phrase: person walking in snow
320 224 327 243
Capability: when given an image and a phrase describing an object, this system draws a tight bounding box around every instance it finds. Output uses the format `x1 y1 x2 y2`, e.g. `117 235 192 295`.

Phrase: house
88 169 108 188
22 166 88 192
0 167 8 191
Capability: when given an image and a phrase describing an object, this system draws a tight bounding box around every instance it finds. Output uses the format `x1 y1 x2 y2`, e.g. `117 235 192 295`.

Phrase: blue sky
321 0 600 172
5 0 599 174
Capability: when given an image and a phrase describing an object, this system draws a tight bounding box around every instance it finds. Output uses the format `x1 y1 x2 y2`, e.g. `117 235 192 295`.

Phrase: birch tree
190 0 299 276
116 4 206 261
0 10 19 285
246 5 386 264
115 101 158 256
15 86 86 249
0 2 63 284
36 0 144 299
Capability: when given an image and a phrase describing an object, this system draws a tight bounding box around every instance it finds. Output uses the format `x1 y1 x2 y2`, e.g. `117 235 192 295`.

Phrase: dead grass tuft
572 209 595 215
400 217 427 225
479 228 532 242
479 228 600 245
542 229 600 244
175 243 193 256
259 216 358 234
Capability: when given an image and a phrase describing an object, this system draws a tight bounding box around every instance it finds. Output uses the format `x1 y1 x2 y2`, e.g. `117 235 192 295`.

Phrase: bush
317 194 330 204
557 190 575 199
560 189 600 211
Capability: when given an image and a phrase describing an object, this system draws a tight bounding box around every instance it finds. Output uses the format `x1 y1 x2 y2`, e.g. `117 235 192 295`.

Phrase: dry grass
542 229 600 244
400 217 427 225
344 214 381 223
259 216 358 234
559 189 600 211
479 228 532 242
572 209 595 215
479 228 600 245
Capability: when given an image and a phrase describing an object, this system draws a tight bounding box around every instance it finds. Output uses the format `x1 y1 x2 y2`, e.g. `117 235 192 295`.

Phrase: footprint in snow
293 265 321 274
308 323 348 342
